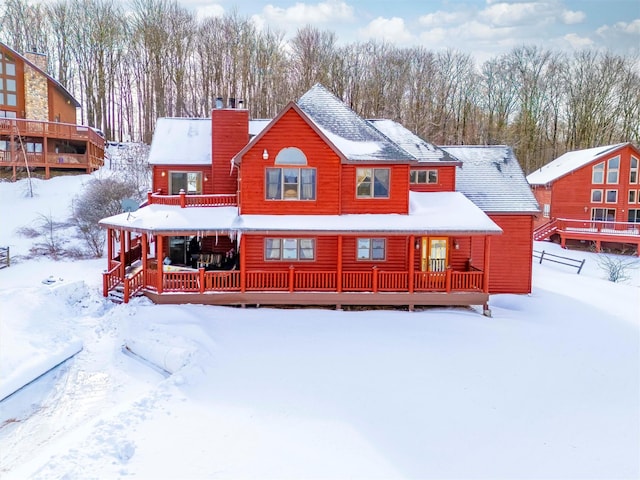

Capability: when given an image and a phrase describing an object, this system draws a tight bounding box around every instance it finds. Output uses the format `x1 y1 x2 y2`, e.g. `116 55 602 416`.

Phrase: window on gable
357 238 386 260
630 156 638 184
170 171 202 195
265 167 316 200
592 162 604 184
410 170 438 184
265 238 315 261
605 190 617 203
591 189 603 203
356 168 389 198
275 147 307 165
607 156 619 184
629 190 637 204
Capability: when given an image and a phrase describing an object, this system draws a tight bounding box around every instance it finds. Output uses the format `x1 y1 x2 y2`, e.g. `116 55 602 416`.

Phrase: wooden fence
533 249 585 274
0 247 9 269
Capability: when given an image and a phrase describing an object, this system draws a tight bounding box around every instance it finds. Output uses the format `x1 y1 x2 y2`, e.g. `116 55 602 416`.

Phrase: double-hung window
357 238 386 260
356 168 390 198
265 167 316 200
265 238 315 260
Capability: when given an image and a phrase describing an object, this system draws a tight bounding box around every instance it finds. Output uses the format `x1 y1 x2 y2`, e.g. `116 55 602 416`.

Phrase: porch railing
556 218 640 236
148 191 238 207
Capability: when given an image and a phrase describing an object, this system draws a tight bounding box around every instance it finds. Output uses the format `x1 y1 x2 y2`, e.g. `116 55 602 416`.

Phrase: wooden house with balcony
528 143 640 255
99 84 538 312
0 42 104 180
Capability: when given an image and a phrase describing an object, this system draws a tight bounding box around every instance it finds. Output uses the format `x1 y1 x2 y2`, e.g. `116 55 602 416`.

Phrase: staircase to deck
534 219 559 241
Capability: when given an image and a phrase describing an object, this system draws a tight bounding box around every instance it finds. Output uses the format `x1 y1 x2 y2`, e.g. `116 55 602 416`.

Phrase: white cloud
561 9 585 25
261 0 354 24
418 10 469 28
359 17 413 44
563 32 593 49
195 4 224 20
479 2 548 27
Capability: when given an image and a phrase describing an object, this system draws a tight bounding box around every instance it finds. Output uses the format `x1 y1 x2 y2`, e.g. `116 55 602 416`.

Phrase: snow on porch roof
99 192 501 236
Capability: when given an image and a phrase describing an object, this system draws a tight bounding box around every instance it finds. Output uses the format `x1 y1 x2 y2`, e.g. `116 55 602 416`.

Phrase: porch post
483 236 491 294
337 235 343 293
408 235 415 293
107 228 113 269
157 235 164 294
119 229 126 280
240 235 246 293
142 233 148 285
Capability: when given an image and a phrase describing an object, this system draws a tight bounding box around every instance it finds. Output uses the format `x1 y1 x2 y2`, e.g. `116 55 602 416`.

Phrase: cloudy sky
174 0 639 62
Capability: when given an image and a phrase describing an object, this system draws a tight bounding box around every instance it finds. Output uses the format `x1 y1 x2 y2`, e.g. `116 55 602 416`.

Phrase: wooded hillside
1 0 638 173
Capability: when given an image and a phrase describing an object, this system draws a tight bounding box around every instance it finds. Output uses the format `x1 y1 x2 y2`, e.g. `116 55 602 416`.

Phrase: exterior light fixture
262 149 269 160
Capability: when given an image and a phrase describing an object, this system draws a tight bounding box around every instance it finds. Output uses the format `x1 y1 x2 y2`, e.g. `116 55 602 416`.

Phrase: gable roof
368 119 459 164
296 84 415 162
0 41 80 108
526 143 631 185
441 145 540 214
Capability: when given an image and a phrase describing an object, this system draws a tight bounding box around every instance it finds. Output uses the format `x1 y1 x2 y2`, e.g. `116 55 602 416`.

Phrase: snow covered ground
0 172 639 479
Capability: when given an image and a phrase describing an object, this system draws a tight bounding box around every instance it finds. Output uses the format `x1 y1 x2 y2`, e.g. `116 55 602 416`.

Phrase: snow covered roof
442 145 540 214
368 119 458 164
297 84 415 162
148 118 212 165
249 119 271 137
99 192 501 235
526 143 629 185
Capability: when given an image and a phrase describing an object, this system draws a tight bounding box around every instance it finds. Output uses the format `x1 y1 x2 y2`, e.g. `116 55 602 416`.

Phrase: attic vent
275 147 307 165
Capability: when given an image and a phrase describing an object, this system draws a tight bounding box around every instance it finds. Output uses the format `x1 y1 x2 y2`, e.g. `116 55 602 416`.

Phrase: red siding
211 109 248 195
341 164 410 214
486 214 534 294
239 108 341 215
409 166 456 192
152 165 212 194
532 186 551 228
549 145 640 223
342 236 408 270
244 235 338 271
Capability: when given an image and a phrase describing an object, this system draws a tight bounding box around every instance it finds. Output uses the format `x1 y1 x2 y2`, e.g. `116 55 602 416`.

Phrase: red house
528 143 640 255
100 85 538 312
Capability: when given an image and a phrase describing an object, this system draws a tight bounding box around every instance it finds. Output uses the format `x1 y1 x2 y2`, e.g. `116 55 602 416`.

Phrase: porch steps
534 220 559 241
107 283 143 304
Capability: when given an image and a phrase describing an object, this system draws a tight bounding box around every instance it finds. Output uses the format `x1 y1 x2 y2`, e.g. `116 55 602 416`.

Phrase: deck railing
0 118 104 146
148 191 238 207
108 263 485 303
557 218 640 236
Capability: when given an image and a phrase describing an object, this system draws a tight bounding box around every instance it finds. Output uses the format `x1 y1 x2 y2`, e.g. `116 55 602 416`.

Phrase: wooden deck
0 118 104 178
104 262 488 310
535 218 640 255
145 290 489 309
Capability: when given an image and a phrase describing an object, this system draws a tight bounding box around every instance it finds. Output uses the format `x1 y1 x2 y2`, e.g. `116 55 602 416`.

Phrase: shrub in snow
17 212 70 259
597 254 639 283
71 177 142 258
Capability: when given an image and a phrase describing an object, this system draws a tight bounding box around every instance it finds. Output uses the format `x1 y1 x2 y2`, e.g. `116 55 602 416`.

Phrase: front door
420 237 448 272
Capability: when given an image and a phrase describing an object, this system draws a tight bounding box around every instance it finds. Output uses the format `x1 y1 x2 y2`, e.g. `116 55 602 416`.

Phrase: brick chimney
211 107 249 195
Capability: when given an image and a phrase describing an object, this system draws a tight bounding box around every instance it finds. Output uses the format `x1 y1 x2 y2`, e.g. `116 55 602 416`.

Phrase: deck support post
372 266 378 293
107 228 113 269
199 268 205 294
142 233 148 274
240 235 246 293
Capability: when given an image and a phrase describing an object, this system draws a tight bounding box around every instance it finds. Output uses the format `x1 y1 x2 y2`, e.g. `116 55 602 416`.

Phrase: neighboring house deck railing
148 191 238 207
556 218 640 236
0 118 104 147
105 265 485 303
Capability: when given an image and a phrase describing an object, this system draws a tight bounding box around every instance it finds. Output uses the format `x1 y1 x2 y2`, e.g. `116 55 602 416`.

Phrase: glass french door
420 237 448 272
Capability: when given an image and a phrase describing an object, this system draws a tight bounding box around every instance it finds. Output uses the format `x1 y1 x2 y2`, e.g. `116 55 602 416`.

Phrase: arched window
275 147 307 165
